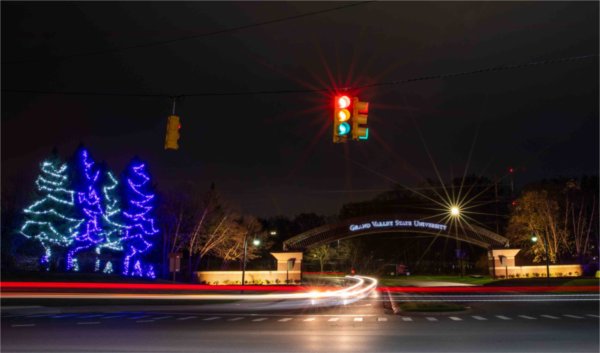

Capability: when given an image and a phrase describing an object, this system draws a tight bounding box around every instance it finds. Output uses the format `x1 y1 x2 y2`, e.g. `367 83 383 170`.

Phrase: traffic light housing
164 115 181 150
351 97 369 141
333 95 352 143
333 95 369 143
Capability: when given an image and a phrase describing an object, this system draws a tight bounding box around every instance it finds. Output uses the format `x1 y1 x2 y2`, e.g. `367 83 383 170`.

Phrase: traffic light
164 115 181 150
351 97 369 141
333 95 352 143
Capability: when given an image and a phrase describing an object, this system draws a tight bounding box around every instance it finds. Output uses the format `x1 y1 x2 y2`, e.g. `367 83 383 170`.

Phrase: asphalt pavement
1 292 598 353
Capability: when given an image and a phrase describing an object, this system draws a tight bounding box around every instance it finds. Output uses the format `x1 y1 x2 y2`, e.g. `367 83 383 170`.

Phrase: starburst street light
450 205 460 217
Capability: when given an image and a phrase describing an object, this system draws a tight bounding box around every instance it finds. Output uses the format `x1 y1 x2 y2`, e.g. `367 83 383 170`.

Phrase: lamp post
241 234 260 288
531 235 550 285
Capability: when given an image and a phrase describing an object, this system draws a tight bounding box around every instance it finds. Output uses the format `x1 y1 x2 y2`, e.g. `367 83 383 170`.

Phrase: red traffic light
508 167 514 174
337 95 351 109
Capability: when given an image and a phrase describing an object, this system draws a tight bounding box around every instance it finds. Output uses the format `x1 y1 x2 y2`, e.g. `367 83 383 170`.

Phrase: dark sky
2 2 598 218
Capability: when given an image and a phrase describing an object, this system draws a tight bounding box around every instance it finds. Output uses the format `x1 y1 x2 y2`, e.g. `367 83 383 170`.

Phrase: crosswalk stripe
252 318 268 322
278 318 293 322
177 316 197 321
328 318 340 322
203 317 221 321
377 317 388 322
354 317 363 322
303 318 316 322
541 315 559 319
519 315 536 320
586 314 599 318
496 315 511 320
426 317 438 321
400 317 413 322
449 317 462 321
472 316 487 321
563 314 583 319
228 317 244 322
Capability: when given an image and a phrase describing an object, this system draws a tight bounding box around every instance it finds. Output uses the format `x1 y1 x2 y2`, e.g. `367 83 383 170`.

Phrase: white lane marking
102 315 126 319
353 317 363 322
541 315 559 319
152 316 172 320
563 314 584 319
426 317 438 321
496 315 511 320
203 317 221 321
278 318 293 322
11 324 36 327
77 321 100 325
129 315 149 320
449 317 462 321
400 316 413 322
586 314 599 318
228 317 244 322
80 314 104 318
177 316 197 321
377 317 388 322
328 318 340 322
303 318 316 322
252 318 268 322
472 316 487 321
519 315 536 320
136 320 155 323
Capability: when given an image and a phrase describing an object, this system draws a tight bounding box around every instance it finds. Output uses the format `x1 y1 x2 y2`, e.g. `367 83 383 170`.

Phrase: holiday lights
20 158 83 270
67 149 106 271
21 149 160 278
121 161 159 277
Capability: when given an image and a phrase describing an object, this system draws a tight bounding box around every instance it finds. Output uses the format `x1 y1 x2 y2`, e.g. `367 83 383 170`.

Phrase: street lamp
450 205 460 217
241 234 260 288
531 234 550 284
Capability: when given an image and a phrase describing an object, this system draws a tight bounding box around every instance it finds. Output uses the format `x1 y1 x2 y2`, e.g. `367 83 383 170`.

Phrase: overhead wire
2 54 597 98
1 1 375 65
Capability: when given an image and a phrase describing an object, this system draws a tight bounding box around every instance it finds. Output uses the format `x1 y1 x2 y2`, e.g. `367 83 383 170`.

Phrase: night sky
2 2 598 218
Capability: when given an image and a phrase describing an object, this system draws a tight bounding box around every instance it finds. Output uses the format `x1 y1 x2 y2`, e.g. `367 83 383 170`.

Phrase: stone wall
490 264 583 278
194 270 301 284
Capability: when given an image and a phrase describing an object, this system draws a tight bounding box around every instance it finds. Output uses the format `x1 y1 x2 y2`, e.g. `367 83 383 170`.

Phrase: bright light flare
450 206 460 217
337 96 351 109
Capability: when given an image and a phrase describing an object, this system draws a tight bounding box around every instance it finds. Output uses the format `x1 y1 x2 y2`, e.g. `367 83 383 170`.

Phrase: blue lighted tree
121 159 159 277
67 148 105 272
20 154 83 271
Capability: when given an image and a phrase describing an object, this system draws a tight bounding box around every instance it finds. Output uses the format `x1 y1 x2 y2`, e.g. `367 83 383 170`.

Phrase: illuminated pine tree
20 155 83 271
121 159 159 277
67 148 105 271
98 169 127 272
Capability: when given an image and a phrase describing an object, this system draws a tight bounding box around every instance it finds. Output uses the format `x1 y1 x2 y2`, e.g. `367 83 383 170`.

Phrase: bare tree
307 244 332 272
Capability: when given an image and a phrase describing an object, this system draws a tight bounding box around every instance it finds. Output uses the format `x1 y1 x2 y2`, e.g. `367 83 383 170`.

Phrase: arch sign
349 219 447 232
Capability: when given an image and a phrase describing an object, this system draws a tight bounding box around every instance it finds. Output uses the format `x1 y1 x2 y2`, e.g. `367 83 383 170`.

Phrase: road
2 292 598 353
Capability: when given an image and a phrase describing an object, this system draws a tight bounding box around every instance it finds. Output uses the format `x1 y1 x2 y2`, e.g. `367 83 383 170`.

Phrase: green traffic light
338 122 350 135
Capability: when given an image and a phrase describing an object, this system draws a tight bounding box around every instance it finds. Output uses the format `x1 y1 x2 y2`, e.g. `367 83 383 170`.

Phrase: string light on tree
20 157 83 271
121 160 159 277
67 149 105 271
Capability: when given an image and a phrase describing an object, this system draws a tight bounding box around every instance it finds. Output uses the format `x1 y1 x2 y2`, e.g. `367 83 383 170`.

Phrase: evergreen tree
20 155 82 270
121 159 159 277
67 148 105 271
98 168 127 273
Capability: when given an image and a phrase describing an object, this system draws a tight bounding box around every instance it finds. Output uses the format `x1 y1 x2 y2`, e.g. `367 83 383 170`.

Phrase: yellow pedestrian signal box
164 115 181 150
